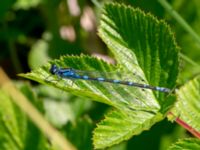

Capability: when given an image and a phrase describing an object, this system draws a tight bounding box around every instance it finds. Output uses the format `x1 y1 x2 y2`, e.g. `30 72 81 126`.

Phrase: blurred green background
0 0 199 149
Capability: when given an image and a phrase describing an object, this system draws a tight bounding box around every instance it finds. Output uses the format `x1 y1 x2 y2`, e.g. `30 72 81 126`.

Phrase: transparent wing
69 72 160 113
73 69 147 84
44 67 160 112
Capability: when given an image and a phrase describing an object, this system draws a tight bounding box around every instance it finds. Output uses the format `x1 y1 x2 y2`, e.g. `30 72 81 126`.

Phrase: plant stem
169 112 200 138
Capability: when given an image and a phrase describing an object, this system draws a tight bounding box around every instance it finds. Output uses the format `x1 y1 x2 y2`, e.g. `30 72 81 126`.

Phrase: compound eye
53 65 57 71
50 64 58 74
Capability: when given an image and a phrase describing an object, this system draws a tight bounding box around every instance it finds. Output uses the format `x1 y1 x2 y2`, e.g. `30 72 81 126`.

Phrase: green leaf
169 76 200 132
20 54 168 148
96 3 179 148
167 138 200 150
20 55 161 113
93 110 163 149
0 84 53 150
0 90 23 150
99 3 179 111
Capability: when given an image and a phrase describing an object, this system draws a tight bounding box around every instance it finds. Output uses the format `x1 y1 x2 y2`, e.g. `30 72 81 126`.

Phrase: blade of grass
179 53 200 67
158 0 200 47
0 68 76 150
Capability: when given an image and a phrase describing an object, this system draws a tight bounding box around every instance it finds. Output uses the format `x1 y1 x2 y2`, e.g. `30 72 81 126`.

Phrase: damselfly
49 64 171 93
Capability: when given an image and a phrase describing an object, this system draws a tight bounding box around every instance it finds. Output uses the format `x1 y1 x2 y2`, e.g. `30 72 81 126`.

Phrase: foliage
0 0 200 150
0 85 52 150
169 75 200 137
167 138 200 150
20 3 180 149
